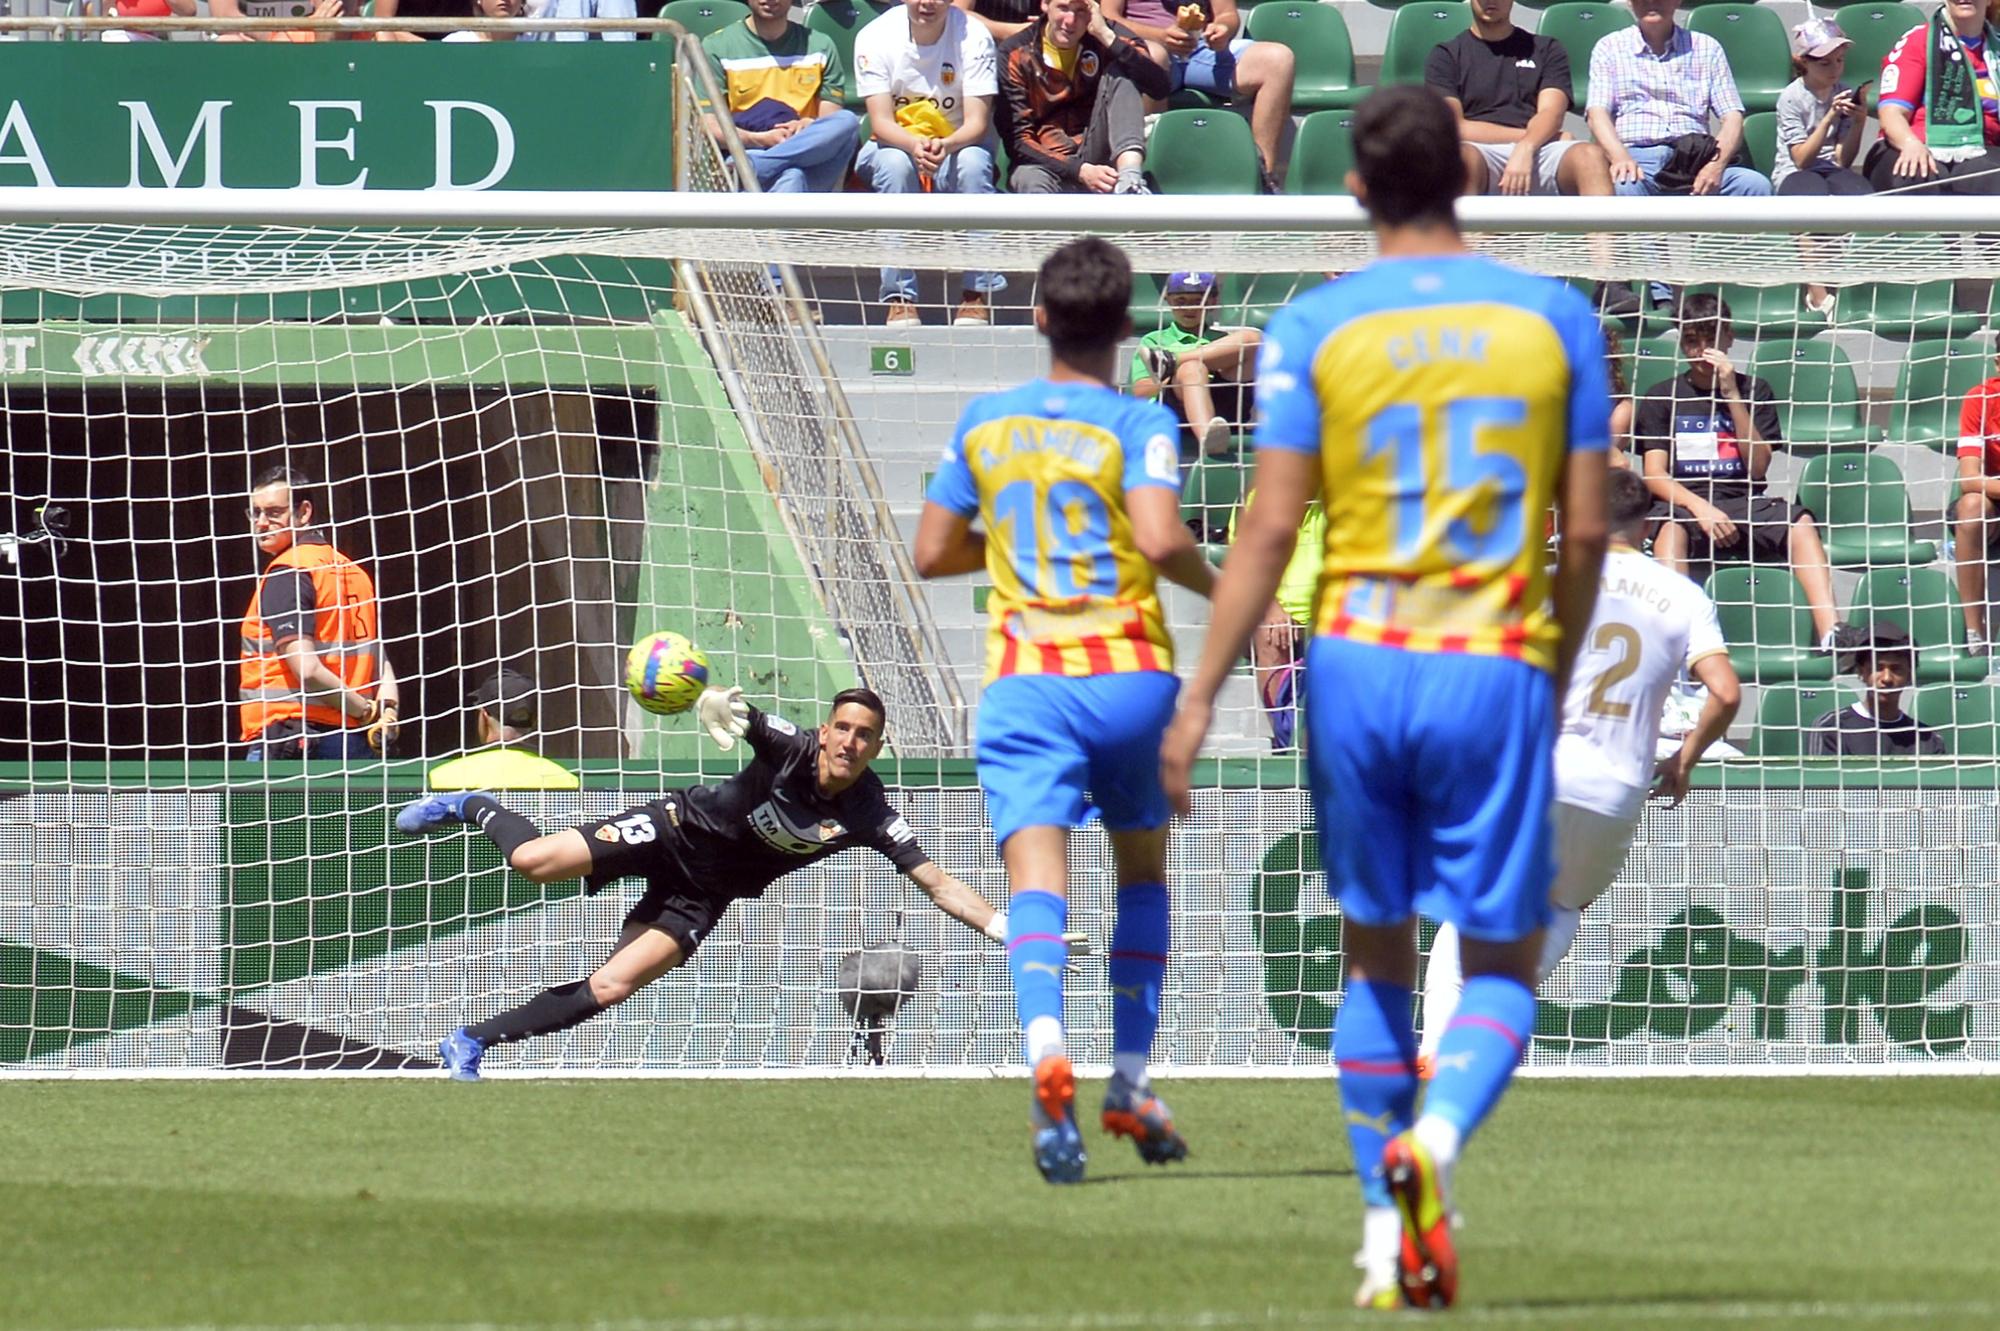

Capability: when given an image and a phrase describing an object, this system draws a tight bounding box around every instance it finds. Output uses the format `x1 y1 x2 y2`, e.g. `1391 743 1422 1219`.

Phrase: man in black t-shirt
1636 293 1842 649
1808 620 1945 757
397 685 1047 1079
1424 0 1612 196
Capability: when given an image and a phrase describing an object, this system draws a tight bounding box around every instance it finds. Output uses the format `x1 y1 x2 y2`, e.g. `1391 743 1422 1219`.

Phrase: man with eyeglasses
239 465 400 760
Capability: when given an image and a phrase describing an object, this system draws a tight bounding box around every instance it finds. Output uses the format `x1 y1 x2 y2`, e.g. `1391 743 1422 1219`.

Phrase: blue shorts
1170 37 1252 96
1304 636 1556 942
976 671 1180 850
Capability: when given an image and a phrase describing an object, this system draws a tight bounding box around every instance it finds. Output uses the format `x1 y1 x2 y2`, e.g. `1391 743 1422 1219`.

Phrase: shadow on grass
1077 1165 1352 1186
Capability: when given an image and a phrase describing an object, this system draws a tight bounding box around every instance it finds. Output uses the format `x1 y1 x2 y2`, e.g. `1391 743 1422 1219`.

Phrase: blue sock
1422 975 1535 1141
1006 889 1069 1063
1109 882 1169 1068
1334 979 1419 1207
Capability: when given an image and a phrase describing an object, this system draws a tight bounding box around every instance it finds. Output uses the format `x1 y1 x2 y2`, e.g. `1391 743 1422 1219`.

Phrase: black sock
467 979 605 1046
463 793 538 860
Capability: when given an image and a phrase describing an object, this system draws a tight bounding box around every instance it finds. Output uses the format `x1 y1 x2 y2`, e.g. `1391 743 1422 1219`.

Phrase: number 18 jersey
1256 255 1611 675
928 377 1183 685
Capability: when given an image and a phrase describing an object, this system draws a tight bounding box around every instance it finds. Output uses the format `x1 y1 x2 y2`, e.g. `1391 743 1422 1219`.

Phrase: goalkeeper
396 685 1060 1080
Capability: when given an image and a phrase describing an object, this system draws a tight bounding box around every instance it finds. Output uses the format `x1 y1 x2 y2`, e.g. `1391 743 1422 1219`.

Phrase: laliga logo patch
1145 433 1180 484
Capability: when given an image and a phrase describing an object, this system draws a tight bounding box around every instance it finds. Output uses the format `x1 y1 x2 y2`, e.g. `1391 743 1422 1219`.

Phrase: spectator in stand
1587 0 1772 196
1808 621 1945 756
1427 0 1614 196
1128 270 1262 460
443 0 526 40
702 0 861 195
1637 294 1842 648
94 0 196 43
212 0 399 42
1952 345 2000 654
1775 20 1872 197
854 0 1007 327
427 669 581 791
955 0 1037 42
997 0 1171 193
1867 0 2000 194
1101 0 1296 192
1228 492 1326 752
1605 324 1635 466
524 0 636 41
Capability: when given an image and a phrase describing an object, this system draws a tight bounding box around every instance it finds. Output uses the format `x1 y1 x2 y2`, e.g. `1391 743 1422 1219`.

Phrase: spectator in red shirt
1953 349 2000 653
1867 0 2000 194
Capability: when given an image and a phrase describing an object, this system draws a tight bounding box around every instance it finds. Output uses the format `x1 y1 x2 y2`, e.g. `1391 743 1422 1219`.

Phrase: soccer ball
625 631 709 716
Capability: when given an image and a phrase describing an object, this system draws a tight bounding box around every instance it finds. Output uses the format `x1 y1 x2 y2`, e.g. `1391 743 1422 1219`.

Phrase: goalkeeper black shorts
579 797 727 956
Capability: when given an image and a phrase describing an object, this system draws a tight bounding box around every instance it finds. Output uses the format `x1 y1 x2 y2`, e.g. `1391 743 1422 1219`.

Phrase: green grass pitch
4 1077 1995 1331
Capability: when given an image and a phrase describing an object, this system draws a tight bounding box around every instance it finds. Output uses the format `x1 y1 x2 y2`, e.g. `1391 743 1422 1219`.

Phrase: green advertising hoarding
0 44 675 190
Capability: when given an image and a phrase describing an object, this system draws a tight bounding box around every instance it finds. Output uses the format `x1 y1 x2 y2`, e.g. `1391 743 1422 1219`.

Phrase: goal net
1 98 1994 1073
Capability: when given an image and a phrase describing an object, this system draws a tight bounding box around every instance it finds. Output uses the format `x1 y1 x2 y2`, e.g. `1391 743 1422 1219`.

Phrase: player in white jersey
1420 468 1742 1066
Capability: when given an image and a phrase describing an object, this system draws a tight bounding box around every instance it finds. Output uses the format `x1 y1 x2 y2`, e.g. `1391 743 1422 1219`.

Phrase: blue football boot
437 1027 486 1082
396 791 474 836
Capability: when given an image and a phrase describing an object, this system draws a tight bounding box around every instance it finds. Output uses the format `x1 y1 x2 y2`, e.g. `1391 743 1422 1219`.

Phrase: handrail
0 14 686 34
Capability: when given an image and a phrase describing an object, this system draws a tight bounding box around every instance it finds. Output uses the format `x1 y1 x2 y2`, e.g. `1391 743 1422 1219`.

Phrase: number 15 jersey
1257 255 1611 675
928 377 1183 685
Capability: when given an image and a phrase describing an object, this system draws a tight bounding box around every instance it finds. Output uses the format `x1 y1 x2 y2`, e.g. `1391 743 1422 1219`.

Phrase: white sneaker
1198 415 1234 457
1970 630 1990 657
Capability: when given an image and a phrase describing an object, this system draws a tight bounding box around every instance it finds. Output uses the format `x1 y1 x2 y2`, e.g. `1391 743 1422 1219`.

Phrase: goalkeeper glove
696 685 750 750
364 700 399 756
983 909 1091 954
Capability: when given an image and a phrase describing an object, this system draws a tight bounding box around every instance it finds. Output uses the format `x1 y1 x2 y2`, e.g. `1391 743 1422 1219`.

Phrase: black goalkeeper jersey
598 707 930 899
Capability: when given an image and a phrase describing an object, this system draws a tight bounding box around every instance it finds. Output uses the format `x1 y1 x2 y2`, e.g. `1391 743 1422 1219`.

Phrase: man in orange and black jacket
996 0 1170 193
239 465 400 761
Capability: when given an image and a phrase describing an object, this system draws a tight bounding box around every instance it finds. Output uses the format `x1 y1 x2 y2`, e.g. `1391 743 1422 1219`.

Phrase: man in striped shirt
701 0 860 194
1585 0 1771 196
913 237 1213 1183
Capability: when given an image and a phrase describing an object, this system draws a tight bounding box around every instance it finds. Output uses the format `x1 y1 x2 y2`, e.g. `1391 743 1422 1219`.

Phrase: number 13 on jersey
1361 395 1531 566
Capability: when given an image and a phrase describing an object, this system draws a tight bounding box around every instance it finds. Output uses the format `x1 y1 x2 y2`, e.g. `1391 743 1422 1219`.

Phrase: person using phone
1774 19 1872 197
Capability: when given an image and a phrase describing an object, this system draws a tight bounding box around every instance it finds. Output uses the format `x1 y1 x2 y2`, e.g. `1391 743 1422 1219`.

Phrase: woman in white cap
1774 19 1872 197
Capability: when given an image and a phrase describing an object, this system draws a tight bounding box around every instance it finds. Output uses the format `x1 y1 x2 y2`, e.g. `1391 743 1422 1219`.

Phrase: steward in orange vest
239 468 400 760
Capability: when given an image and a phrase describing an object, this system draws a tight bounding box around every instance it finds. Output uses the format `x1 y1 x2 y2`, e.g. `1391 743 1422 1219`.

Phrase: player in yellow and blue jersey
914 237 1215 1185
1161 86 1611 1310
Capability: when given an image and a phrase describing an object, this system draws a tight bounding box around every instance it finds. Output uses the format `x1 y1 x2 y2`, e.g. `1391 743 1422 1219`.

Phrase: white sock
1112 1051 1150 1087
1537 906 1583 984
1362 1204 1401 1278
1420 923 1464 1060
1025 1016 1065 1065
1413 1114 1464 1173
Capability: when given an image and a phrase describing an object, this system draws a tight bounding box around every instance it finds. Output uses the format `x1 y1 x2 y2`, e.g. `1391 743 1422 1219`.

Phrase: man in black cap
1807 621 1945 757
427 667 580 791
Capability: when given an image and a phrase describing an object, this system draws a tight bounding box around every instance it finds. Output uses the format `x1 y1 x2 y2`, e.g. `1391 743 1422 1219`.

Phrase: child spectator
1127 270 1262 459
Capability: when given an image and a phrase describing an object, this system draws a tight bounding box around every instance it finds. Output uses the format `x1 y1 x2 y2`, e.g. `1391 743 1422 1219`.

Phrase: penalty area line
88 1300 2000 1331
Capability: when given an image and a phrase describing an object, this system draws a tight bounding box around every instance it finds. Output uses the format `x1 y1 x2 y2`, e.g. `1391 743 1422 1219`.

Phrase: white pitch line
84 1300 2000 1331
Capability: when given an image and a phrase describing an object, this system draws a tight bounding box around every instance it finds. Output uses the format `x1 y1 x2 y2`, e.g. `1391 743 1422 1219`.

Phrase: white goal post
0 188 1992 1077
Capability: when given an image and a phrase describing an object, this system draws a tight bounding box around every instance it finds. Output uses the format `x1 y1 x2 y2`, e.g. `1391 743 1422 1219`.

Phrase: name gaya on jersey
929 382 1183 683
1254 258 1611 674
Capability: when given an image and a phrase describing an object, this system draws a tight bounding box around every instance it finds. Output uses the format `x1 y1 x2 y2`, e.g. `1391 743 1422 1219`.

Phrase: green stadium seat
1224 272 1325 327
1380 2 1471 87
1793 452 1937 567
1129 272 1169 334
1750 682 1858 756
1846 565 1989 683
1912 682 2000 755
661 0 751 40
803 1 886 106
1751 339 1877 448
1183 455 1249 540
1246 3 1366 111
1145 109 1262 194
1835 281 1978 338
1287 110 1358 195
1741 110 1779 180
1706 565 1838 684
1837 3 1926 88
1629 331 1684 395
1884 337 1994 452
1687 5 1793 114
1681 282 1806 339
1533 2 1634 110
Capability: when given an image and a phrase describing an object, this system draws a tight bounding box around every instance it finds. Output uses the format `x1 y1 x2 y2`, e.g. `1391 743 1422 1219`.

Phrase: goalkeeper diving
397 684 1078 1079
